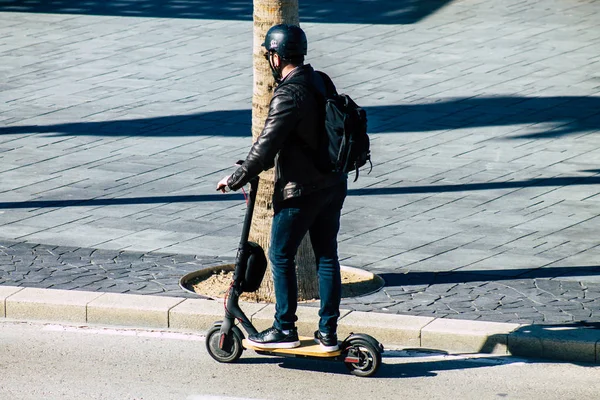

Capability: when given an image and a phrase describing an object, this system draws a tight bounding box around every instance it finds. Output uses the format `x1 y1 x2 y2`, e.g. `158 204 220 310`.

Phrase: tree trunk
248 0 319 303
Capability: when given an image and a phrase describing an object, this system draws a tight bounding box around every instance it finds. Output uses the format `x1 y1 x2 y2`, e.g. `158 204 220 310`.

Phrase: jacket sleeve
227 88 299 191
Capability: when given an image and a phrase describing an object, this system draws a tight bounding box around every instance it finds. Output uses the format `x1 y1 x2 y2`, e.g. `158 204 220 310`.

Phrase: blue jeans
269 180 347 335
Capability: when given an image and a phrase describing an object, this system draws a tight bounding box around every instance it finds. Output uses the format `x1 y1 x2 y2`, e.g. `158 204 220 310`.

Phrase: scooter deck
243 336 342 357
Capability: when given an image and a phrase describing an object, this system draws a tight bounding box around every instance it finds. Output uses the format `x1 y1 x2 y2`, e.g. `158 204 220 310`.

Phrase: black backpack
319 79 371 181
285 71 372 181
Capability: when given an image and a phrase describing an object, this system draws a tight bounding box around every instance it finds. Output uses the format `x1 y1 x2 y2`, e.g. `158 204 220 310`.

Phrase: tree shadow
1 96 598 139
378 265 600 287
0 110 251 138
368 96 600 139
349 174 600 197
0 0 454 25
0 193 245 209
0 174 598 210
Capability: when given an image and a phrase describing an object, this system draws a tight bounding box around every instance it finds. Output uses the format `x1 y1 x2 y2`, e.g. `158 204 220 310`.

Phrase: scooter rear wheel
343 337 382 377
206 323 244 363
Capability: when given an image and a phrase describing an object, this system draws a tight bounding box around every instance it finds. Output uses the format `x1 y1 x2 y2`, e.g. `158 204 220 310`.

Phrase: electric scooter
206 174 383 377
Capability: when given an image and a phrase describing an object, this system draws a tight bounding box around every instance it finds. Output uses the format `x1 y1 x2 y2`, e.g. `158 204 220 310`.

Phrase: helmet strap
267 52 283 84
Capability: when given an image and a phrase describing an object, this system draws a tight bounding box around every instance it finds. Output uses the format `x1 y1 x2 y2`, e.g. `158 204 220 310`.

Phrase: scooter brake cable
241 186 249 205
223 281 234 313
223 281 244 325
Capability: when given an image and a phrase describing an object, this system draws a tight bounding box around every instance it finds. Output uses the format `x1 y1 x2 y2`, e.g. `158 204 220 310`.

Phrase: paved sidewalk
1 0 600 360
2 239 600 326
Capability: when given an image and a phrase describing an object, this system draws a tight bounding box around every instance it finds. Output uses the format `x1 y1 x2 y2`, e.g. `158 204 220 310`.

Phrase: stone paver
1 0 600 332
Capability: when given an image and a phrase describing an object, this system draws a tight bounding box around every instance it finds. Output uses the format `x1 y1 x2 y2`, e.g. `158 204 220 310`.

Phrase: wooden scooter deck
243 336 342 357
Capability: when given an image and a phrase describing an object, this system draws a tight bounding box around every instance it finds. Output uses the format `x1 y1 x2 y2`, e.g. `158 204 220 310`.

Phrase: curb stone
338 311 434 348
6 288 103 323
507 324 600 364
87 292 186 329
0 286 24 318
1 286 598 364
169 298 267 331
421 318 521 355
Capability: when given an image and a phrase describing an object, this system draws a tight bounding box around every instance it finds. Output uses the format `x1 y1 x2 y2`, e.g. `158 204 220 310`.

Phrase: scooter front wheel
343 337 382 377
206 323 244 363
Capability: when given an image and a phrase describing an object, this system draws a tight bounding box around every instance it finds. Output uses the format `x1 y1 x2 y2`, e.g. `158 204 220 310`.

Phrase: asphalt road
1 321 598 400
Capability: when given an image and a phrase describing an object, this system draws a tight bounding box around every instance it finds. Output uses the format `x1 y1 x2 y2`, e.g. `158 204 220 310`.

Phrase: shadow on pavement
0 174 598 209
1 96 598 139
0 110 252 138
272 352 526 378
0 176 600 211
378 266 600 286
239 323 599 377
0 0 454 25
369 96 600 139
349 174 600 197
0 193 245 209
483 322 600 364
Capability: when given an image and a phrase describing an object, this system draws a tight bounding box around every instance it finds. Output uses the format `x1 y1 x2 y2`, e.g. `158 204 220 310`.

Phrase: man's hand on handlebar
216 175 232 193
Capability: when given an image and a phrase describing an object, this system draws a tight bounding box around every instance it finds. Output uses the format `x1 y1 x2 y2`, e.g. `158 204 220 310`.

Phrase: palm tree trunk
249 0 320 302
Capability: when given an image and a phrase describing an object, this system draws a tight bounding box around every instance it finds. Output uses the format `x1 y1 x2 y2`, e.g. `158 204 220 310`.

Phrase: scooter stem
238 177 259 245
219 176 260 341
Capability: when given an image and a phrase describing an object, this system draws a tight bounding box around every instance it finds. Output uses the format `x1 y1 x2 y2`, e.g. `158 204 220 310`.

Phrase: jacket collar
279 64 313 85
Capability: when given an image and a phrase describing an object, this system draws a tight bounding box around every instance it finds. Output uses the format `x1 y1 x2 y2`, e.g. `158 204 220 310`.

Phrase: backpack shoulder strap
280 69 336 99
315 71 337 97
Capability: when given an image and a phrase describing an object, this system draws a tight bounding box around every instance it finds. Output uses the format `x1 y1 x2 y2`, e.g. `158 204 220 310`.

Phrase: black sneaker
247 327 300 349
314 330 339 352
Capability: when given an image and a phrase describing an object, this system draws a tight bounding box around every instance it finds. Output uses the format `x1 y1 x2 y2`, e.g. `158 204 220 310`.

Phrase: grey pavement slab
1 0 600 359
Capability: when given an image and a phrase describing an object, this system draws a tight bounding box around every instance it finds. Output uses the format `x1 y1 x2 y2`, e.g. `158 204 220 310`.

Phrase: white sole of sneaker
246 339 301 349
314 339 339 352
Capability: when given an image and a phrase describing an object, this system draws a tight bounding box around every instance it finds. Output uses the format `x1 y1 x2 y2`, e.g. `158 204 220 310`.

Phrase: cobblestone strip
2 239 600 326
0 240 232 297
340 276 600 325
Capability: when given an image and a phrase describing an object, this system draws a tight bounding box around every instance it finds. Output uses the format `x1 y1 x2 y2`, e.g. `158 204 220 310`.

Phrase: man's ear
272 53 281 68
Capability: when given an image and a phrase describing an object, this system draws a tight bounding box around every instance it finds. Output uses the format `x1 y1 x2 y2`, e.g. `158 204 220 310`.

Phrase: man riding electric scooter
217 24 347 352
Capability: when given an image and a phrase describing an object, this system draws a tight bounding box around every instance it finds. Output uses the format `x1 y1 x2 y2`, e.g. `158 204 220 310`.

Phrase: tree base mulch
190 268 383 303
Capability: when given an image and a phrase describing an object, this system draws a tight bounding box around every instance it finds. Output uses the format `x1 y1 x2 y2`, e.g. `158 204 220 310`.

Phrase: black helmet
263 24 307 59
238 241 267 293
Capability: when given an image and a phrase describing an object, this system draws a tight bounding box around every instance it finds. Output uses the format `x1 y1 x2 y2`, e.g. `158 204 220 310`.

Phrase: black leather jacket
227 64 346 201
